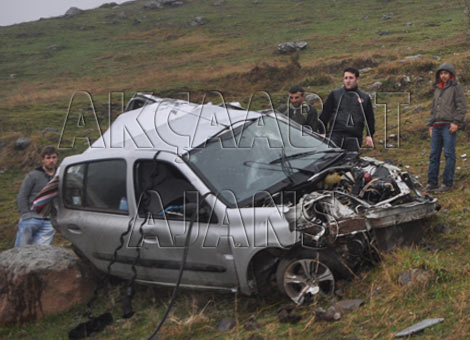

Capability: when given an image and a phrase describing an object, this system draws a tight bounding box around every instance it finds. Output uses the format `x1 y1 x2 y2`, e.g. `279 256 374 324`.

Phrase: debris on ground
398 269 432 287
395 318 444 338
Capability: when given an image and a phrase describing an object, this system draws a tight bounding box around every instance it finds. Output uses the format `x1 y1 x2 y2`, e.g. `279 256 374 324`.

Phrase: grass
1 0 470 339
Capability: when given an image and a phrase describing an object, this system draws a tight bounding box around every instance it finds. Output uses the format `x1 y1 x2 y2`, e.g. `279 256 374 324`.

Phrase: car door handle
66 224 82 234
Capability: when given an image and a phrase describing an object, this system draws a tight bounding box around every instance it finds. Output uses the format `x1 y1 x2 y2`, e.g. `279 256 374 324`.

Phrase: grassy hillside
1 0 470 339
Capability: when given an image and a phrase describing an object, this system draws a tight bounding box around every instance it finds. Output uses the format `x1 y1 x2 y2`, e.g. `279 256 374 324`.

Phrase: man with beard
15 146 59 247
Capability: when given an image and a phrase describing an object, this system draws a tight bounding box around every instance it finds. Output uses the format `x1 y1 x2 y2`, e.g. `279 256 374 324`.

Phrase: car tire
276 248 344 304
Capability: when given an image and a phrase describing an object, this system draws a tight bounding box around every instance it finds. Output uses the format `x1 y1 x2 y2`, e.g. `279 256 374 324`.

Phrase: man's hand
429 127 433 138
449 123 458 134
365 136 374 148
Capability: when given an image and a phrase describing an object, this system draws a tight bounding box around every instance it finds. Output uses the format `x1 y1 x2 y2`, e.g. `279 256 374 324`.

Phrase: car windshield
187 115 340 206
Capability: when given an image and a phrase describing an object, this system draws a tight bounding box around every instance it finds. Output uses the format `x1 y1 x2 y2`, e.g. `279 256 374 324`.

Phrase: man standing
425 63 467 193
277 85 319 133
320 67 375 151
15 146 58 247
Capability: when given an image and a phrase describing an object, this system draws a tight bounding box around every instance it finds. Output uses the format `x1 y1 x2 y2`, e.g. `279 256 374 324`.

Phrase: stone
414 105 423 112
47 44 63 51
14 137 31 150
99 2 118 8
64 7 83 17
398 268 432 287
369 81 382 90
359 67 372 73
217 318 236 332
118 12 127 19
133 18 142 25
401 75 411 84
244 315 260 330
276 41 307 54
144 0 163 9
9 73 16 79
190 16 207 26
404 22 413 26
41 127 60 134
335 299 364 312
405 54 422 60
382 14 392 20
433 224 451 234
0 245 95 324
315 306 341 322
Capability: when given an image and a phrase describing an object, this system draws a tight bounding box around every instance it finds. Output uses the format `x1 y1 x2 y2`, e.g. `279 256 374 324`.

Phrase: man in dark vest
277 85 319 133
320 67 375 152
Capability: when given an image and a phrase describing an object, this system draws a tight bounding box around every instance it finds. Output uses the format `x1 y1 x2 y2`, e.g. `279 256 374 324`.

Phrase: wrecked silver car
52 97 438 304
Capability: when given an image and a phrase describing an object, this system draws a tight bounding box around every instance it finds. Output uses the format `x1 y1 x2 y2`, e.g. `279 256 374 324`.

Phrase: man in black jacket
277 85 319 133
320 67 375 152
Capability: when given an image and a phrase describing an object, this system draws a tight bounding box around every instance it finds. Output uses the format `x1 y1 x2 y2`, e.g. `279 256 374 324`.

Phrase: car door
130 154 238 290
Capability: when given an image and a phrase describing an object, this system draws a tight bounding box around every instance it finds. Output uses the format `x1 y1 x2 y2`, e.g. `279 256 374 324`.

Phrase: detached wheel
276 250 336 305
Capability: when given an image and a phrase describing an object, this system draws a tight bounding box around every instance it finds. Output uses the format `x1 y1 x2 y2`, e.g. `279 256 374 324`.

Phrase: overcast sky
0 0 132 26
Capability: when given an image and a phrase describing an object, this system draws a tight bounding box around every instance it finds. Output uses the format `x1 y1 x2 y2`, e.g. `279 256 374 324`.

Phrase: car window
188 116 333 207
63 159 127 214
134 160 201 220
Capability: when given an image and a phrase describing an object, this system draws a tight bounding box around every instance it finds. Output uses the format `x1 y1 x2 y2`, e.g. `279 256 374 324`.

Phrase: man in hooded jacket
425 63 467 192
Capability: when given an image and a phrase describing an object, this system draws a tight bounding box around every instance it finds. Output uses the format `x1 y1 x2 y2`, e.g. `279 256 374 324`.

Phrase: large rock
64 7 83 17
14 137 31 150
276 41 307 54
0 245 96 324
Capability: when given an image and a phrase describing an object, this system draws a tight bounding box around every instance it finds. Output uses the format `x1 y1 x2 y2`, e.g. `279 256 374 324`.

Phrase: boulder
276 41 307 54
64 7 83 17
14 137 31 150
144 0 164 9
99 2 118 8
0 245 96 324
190 16 206 26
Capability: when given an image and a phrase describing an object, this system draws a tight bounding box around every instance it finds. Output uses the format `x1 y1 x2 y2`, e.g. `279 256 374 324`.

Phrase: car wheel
276 250 336 305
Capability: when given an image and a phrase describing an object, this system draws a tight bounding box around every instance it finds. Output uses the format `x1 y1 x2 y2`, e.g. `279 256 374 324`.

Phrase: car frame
52 96 438 304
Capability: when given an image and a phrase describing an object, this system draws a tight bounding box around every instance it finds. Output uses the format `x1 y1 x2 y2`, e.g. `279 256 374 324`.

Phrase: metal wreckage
52 94 439 307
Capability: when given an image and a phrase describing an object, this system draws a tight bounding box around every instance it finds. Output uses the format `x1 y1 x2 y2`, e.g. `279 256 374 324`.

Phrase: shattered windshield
187 115 342 206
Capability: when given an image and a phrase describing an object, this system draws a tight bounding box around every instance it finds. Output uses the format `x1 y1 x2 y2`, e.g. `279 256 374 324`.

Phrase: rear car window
63 159 127 214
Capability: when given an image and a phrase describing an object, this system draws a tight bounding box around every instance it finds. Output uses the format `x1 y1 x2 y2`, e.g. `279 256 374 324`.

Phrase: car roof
88 96 265 156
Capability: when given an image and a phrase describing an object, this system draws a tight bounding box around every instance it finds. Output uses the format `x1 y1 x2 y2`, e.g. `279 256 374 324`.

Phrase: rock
414 105 423 112
417 76 424 82
217 318 236 332
369 81 382 90
14 137 31 150
118 12 127 19
190 16 207 26
384 158 397 165
244 315 260 330
315 306 341 322
335 299 364 312
133 18 142 25
398 269 432 287
41 127 60 134
433 224 451 234
144 0 163 9
442 209 448 214
212 0 225 5
424 22 440 27
9 73 16 79
276 41 307 54
401 75 411 84
119 0 135 5
64 7 83 17
382 14 392 20
405 54 422 60
162 0 184 6
277 305 301 324
0 246 95 324
359 67 372 73
433 55 442 61
47 44 63 51
0 168 7 174
99 2 118 8
405 22 413 26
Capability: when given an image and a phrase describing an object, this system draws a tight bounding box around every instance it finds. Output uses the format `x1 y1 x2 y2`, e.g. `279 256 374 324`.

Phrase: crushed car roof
90 97 264 155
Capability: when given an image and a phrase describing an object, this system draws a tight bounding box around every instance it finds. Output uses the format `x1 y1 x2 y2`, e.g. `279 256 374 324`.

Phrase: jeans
427 125 457 187
14 217 55 247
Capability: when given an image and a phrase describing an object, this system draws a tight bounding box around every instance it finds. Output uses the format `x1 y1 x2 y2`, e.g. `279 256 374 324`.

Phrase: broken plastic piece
395 318 444 338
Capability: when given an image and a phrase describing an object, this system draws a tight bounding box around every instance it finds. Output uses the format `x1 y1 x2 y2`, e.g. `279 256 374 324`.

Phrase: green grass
1 0 470 339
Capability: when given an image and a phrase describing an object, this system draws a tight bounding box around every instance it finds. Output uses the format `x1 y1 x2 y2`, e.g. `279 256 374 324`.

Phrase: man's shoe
423 184 438 192
435 184 453 193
